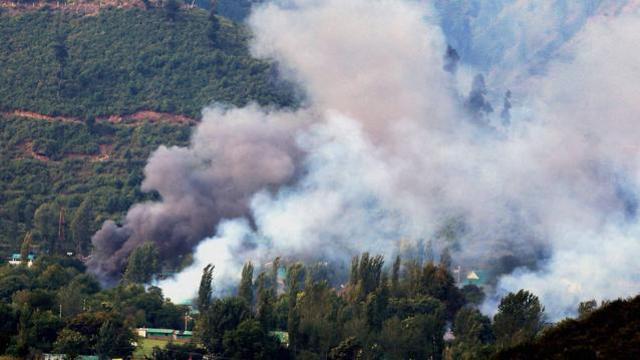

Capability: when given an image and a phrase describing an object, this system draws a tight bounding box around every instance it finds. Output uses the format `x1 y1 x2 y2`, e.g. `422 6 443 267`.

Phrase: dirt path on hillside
22 141 113 163
7 109 196 163
2 110 197 126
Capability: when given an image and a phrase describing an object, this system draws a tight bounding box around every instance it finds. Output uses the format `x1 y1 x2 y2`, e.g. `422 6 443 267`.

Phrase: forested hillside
0 6 294 118
215 0 264 22
494 295 640 359
0 115 191 259
0 5 295 260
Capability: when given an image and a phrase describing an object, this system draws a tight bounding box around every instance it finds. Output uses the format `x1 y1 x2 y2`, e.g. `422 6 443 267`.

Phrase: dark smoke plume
88 106 308 281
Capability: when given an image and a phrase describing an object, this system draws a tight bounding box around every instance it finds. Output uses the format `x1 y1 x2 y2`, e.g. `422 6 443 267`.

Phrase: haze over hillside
0 1 639 358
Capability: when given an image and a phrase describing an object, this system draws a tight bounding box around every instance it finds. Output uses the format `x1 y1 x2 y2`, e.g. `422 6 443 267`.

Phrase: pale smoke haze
88 0 640 320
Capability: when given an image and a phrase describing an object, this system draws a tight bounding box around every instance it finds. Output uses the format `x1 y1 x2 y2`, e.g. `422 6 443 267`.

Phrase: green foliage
0 115 190 258
494 295 640 359
0 8 295 118
164 0 181 21
70 197 93 256
197 263 214 311
222 319 280 359
577 299 598 320
349 253 384 302
238 261 254 305
0 251 637 359
461 284 485 306
94 284 188 329
95 319 136 358
0 302 16 354
123 242 160 284
329 337 362 360
33 202 60 253
215 0 264 22
450 308 494 360
256 272 275 330
493 289 545 349
53 329 89 359
151 342 206 360
197 297 251 354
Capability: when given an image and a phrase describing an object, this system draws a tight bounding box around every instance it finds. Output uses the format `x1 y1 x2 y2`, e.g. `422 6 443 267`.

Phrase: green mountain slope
494 295 640 359
0 7 294 118
0 6 295 258
0 115 191 257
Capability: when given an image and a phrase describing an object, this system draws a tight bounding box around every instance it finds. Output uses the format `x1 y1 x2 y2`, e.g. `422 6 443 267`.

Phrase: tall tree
51 33 68 97
493 290 545 348
286 263 304 353
453 307 493 345
439 247 452 270
270 257 281 290
95 320 135 359
391 255 401 296
19 232 32 265
256 272 274 331
123 242 160 284
197 297 251 355
198 264 214 311
350 253 384 302
208 4 221 45
70 198 93 256
34 202 60 253
222 319 279 359
238 262 254 306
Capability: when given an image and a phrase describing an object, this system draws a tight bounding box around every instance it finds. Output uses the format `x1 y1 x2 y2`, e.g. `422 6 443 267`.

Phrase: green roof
11 253 35 260
270 331 289 345
145 328 175 334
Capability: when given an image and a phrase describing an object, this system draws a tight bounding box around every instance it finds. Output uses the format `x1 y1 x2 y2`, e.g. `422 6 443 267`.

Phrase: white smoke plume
434 0 640 91
84 0 640 320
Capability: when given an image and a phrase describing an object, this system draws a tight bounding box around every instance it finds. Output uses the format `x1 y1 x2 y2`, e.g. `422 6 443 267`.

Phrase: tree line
0 246 637 359
188 253 546 359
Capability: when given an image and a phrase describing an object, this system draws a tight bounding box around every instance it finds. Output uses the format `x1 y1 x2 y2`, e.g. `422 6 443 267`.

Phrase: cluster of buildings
136 327 193 341
7 253 36 267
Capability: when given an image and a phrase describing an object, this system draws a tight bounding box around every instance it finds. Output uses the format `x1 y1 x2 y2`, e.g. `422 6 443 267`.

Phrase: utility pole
184 311 191 331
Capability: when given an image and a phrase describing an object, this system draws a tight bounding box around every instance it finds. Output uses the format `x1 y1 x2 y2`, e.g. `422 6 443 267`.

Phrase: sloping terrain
494 296 640 359
0 6 294 118
0 6 295 258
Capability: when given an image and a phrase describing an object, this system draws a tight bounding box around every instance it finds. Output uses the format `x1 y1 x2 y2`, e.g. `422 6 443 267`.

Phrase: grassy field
133 338 171 358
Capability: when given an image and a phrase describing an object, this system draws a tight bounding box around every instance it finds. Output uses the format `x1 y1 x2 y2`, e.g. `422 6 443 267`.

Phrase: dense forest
0 115 191 260
0 3 296 260
0 250 637 359
0 6 294 118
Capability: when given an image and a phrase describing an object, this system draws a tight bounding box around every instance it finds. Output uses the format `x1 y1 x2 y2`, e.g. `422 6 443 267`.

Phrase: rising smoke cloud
89 105 309 281
91 0 640 320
